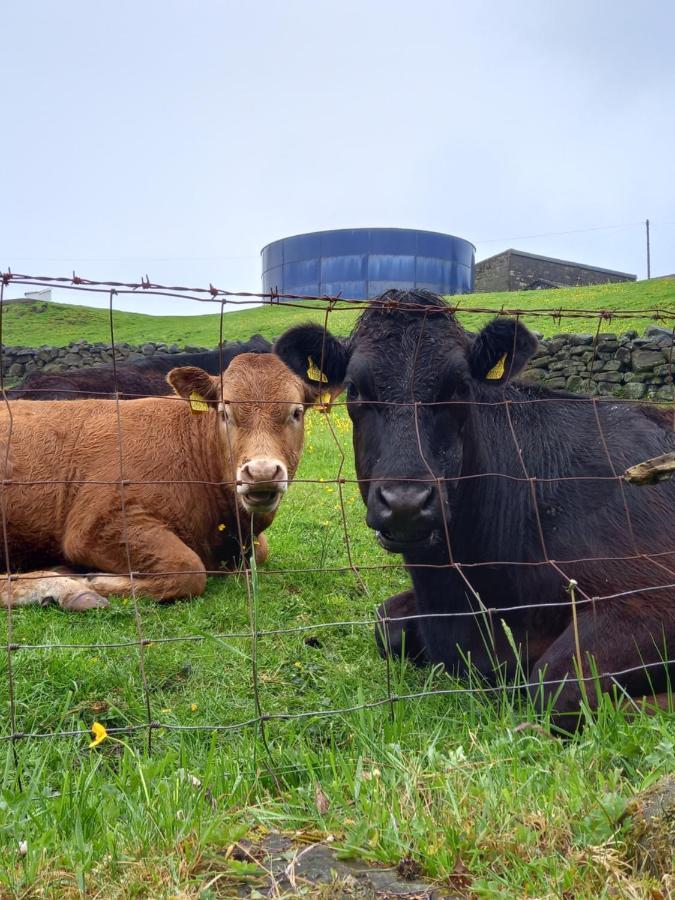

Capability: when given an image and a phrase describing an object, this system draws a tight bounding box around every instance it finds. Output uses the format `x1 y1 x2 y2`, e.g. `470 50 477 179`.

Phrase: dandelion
217 523 227 531
190 703 198 712
88 721 108 749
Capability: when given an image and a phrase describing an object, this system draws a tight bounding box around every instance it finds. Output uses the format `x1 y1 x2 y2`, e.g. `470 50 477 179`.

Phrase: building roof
476 248 636 280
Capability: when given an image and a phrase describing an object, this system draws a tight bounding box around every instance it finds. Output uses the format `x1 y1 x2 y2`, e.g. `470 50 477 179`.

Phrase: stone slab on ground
201 832 464 898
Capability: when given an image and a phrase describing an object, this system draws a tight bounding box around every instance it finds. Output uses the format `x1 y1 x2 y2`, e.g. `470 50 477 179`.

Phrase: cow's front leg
375 590 428 664
64 511 207 603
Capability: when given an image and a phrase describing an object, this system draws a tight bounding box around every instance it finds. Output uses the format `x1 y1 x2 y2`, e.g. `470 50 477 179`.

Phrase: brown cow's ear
166 367 220 411
468 318 538 384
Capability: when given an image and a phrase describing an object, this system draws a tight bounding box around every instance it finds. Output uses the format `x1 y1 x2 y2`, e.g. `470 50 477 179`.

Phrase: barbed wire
1 272 673 776
2 270 675 321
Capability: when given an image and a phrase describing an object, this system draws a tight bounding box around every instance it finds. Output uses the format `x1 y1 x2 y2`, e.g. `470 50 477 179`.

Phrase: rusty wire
0 272 673 769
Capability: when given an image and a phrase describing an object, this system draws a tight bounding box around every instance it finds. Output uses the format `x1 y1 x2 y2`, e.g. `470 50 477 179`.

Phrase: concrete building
474 249 636 293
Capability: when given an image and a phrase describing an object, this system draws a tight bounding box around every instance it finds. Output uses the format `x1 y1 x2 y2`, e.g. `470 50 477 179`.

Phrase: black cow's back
4 334 272 400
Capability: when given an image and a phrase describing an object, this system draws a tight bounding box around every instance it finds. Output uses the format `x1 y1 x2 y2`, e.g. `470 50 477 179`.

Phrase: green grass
2 277 674 347
1 405 674 897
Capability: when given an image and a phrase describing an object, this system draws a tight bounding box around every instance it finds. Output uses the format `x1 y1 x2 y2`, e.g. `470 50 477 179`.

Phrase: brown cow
0 353 310 610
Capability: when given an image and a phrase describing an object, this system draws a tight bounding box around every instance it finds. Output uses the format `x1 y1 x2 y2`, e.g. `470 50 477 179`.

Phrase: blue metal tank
261 228 474 300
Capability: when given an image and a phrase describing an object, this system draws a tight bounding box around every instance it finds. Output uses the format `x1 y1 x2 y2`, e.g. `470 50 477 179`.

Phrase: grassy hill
2 277 674 347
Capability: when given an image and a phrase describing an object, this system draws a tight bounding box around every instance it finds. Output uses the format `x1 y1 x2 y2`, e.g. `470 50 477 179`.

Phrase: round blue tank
261 227 475 300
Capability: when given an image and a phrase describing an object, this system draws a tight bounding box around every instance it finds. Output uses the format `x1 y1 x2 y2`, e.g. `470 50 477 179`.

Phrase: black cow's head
275 290 538 555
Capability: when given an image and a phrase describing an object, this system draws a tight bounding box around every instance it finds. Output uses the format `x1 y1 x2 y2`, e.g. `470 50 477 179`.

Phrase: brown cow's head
167 354 312 520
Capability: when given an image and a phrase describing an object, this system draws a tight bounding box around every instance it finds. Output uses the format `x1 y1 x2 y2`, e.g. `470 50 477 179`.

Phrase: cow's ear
167 366 220 411
468 317 538 383
274 324 349 391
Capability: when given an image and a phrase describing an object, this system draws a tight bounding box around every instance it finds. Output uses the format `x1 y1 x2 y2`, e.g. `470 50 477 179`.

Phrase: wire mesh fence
1 271 674 778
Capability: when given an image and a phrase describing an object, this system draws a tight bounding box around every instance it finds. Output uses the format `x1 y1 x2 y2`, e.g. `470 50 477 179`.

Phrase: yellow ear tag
189 391 209 413
307 357 328 383
485 353 507 381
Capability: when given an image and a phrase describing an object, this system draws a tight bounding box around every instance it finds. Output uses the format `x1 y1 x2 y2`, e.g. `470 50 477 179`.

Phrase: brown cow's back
0 397 233 571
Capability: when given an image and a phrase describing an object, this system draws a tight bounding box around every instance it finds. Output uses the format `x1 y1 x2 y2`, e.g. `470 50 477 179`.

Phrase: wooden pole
646 218 651 279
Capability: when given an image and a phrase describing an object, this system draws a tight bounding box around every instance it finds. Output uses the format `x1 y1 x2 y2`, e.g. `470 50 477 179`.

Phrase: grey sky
2 0 674 315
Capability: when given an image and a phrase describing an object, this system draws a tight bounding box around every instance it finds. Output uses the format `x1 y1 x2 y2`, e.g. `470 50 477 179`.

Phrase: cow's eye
346 382 359 402
221 403 233 423
291 405 304 422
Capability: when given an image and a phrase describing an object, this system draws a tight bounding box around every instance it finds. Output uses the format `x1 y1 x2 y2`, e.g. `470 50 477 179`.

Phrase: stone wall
1 340 210 381
522 325 674 401
1 330 674 401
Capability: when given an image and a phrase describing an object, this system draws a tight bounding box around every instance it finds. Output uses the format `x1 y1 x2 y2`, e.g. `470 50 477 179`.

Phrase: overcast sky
2 0 674 315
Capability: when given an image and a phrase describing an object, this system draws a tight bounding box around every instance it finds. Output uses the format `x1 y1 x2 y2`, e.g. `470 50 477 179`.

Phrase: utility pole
645 218 651 279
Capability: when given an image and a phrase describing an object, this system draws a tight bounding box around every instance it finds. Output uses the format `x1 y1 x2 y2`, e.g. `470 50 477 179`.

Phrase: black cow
5 334 272 400
276 290 675 726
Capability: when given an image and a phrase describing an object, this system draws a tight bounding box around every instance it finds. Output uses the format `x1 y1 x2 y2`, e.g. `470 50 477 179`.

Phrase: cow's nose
240 459 285 485
367 481 436 547
378 483 433 516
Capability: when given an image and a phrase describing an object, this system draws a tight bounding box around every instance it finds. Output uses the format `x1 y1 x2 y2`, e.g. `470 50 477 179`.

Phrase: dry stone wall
1 340 206 381
523 325 674 401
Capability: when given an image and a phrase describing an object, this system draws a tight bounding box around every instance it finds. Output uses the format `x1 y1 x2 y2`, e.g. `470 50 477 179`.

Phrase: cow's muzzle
237 458 288 514
366 481 437 552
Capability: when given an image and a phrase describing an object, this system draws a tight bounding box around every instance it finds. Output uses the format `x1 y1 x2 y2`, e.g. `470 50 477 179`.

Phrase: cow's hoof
63 591 109 611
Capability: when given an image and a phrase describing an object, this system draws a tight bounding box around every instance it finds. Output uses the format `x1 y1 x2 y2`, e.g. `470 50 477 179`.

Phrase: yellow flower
88 721 108 749
217 523 227 531
190 703 198 712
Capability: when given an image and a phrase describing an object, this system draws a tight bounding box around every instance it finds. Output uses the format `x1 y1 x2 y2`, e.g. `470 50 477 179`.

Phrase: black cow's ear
166 366 220 410
468 317 538 383
274 324 349 390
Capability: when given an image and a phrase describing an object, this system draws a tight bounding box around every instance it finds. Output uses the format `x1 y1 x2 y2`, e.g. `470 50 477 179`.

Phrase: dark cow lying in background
0 353 310 610
276 289 675 724
5 334 271 400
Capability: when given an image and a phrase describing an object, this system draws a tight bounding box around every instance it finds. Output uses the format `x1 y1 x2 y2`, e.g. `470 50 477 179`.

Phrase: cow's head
168 353 314 520
275 290 538 554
